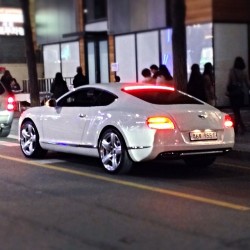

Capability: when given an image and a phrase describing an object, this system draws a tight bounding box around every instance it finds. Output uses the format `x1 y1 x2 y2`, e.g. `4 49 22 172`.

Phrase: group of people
140 58 250 135
50 66 88 99
1 70 22 93
187 57 250 135
141 64 174 85
187 62 216 106
3 59 249 135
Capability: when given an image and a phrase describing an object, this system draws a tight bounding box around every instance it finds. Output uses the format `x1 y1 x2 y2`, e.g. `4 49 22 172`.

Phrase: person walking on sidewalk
73 66 88 88
227 56 250 135
50 72 69 99
203 62 216 106
187 63 206 102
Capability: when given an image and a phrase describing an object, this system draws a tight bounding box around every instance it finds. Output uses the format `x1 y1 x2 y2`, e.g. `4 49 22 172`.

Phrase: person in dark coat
156 64 174 85
187 63 206 102
50 72 69 99
10 78 22 93
1 70 13 92
203 62 216 106
150 64 159 79
227 57 250 134
73 66 87 88
115 75 120 82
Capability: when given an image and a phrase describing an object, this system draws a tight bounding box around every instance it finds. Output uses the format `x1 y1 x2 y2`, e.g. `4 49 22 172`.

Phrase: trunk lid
152 104 223 131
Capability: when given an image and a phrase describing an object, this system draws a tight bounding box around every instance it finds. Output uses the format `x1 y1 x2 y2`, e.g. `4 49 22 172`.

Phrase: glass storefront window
43 41 80 86
186 23 213 74
84 0 107 23
160 29 173 76
99 40 109 82
61 41 80 79
43 44 60 78
87 42 96 84
137 31 159 82
115 34 136 82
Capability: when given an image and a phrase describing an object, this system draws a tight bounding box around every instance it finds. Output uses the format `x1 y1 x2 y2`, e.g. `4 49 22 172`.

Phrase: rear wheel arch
99 125 127 145
98 126 133 174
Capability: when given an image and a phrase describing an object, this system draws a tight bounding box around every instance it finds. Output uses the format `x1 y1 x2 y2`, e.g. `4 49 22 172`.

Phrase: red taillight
147 116 175 129
7 96 15 111
224 114 233 128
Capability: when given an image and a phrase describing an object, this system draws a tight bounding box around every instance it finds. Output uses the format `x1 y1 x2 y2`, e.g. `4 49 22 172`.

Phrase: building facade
2 0 249 107
0 0 44 85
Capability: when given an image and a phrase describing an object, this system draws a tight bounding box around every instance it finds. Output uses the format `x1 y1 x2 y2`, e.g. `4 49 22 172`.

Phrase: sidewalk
220 107 250 159
10 108 250 158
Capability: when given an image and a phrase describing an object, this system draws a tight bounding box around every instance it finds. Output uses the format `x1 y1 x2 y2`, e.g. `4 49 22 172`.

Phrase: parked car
0 81 15 137
18 83 234 174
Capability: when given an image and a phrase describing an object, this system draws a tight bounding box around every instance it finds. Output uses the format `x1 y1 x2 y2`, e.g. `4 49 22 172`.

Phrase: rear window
122 87 203 105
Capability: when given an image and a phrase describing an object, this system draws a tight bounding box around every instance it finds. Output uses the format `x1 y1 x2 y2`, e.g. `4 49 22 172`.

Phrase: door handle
79 114 86 118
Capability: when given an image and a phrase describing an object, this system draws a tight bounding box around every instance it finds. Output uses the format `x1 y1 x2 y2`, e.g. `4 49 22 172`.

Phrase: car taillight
147 116 175 129
224 114 233 128
7 96 15 111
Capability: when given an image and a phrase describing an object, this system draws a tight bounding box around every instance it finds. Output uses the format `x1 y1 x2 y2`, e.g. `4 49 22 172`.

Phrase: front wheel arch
20 119 47 158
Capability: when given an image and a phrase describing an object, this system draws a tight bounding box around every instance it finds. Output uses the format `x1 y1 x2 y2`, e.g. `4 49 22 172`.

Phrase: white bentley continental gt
18 83 235 174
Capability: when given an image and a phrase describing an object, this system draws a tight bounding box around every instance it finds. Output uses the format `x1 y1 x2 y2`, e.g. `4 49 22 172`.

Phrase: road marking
0 141 19 147
31 159 66 164
0 154 249 212
217 161 250 171
8 135 19 140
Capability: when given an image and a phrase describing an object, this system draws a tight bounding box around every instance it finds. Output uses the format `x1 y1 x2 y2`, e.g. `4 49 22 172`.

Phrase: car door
42 88 98 147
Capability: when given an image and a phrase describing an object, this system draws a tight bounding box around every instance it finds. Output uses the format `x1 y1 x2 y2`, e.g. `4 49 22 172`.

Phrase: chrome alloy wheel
99 131 122 172
20 122 37 156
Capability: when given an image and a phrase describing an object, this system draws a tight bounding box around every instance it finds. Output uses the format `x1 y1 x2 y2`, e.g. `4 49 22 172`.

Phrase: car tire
20 120 47 158
98 128 133 174
184 155 216 168
0 128 11 137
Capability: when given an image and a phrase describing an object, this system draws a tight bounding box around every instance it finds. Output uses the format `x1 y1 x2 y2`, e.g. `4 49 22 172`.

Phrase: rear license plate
189 131 217 141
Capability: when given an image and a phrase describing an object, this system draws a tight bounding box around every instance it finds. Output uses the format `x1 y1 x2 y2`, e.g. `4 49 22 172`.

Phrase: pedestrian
10 78 22 93
141 68 155 83
73 66 87 88
203 62 216 106
150 64 159 79
187 63 206 102
156 64 174 85
227 56 250 135
115 75 121 82
50 72 69 99
1 70 13 92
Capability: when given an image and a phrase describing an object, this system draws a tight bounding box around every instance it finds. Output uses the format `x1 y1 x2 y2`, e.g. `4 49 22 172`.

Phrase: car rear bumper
128 142 234 162
156 148 232 160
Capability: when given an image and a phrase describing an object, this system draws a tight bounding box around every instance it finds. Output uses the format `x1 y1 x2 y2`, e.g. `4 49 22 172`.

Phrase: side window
95 90 117 106
58 88 100 107
57 88 117 107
